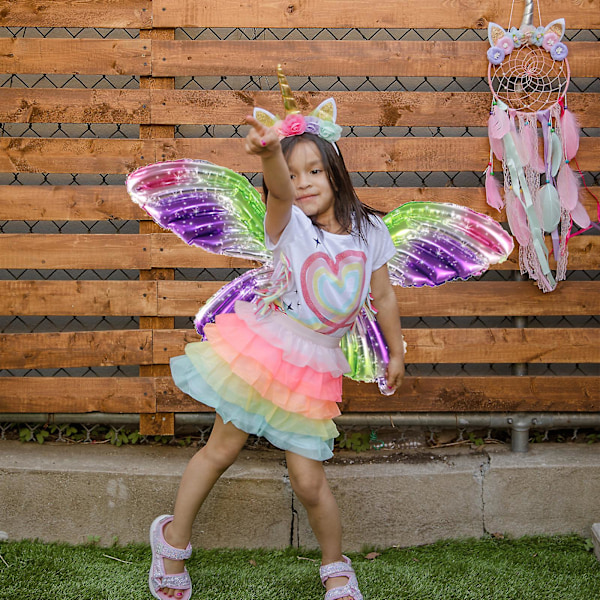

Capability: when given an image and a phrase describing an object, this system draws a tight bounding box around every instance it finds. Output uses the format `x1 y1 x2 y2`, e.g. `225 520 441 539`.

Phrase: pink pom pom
556 163 580 211
560 108 580 161
570 201 591 229
505 192 530 246
485 170 504 211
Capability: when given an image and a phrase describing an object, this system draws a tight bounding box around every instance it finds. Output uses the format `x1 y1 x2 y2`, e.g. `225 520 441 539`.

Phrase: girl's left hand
385 355 405 390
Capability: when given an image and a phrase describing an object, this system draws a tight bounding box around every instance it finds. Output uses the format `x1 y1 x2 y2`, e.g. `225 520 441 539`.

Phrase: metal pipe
3 411 600 452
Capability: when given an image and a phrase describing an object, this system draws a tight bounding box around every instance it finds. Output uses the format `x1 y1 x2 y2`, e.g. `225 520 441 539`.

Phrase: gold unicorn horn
277 64 300 115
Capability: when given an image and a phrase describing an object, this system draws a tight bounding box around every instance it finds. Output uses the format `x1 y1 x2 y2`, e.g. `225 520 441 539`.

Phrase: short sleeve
369 215 396 271
264 206 305 251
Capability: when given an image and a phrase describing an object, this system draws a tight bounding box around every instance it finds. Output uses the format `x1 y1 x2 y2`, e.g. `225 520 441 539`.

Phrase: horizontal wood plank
0 280 157 316
0 138 153 174
0 233 596 270
156 375 600 413
150 90 600 128
157 280 600 318
0 38 151 75
0 330 153 369
158 137 600 173
1 137 597 174
0 377 156 413
153 328 599 366
151 233 599 271
0 185 145 220
2 89 598 128
153 0 600 29
152 41 599 78
0 234 152 269
2 184 598 223
0 0 152 28
0 89 151 125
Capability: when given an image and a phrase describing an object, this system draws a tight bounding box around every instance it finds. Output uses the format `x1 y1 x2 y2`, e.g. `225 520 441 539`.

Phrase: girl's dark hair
262 132 380 241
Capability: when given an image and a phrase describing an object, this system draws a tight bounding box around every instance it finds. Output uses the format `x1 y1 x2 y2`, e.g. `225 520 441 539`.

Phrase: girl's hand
245 115 281 157
385 354 405 391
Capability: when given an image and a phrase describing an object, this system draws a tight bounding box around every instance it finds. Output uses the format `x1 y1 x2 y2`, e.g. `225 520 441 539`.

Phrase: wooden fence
0 1 598 435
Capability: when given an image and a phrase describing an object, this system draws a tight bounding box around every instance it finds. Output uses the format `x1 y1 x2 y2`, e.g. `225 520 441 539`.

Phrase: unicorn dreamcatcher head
485 0 589 292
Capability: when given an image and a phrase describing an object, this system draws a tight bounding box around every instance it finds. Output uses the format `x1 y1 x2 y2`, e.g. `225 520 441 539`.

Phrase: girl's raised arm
245 115 295 243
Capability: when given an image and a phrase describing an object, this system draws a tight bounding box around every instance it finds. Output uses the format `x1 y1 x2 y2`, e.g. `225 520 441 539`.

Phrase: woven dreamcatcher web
484 0 589 292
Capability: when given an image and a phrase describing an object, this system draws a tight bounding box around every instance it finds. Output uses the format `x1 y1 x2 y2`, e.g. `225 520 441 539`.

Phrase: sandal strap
157 572 192 591
319 556 355 585
324 581 363 600
151 515 193 560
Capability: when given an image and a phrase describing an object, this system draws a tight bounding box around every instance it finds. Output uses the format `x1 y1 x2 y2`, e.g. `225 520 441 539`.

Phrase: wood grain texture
3 185 598 222
155 376 599 413
0 330 153 369
156 280 600 318
0 139 153 174
152 41 599 78
157 137 600 173
149 90 600 128
153 0 600 29
0 378 156 413
0 0 152 28
152 328 598 366
0 185 145 221
0 38 151 75
0 89 151 125
0 281 157 316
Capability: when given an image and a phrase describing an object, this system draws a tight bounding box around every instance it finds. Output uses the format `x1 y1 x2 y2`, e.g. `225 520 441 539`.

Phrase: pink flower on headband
279 114 306 137
542 32 559 51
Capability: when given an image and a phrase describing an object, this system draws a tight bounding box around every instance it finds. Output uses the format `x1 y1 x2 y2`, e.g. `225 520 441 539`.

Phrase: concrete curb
1 441 599 550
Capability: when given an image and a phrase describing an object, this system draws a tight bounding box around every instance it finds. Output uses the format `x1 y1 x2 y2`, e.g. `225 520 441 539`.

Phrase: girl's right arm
245 115 295 243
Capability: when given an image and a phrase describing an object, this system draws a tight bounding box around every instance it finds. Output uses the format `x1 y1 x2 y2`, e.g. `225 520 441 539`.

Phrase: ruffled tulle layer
170 302 344 461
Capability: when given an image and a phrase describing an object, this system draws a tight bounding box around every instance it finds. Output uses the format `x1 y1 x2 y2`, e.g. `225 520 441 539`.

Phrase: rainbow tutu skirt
170 301 350 461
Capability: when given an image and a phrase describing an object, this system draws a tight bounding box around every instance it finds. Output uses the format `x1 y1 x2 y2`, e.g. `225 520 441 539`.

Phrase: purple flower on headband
550 42 568 61
487 46 505 65
279 114 306 137
304 116 321 135
319 120 342 143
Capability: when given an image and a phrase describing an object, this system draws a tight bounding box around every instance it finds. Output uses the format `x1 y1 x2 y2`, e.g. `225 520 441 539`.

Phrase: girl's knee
201 443 240 473
289 471 327 508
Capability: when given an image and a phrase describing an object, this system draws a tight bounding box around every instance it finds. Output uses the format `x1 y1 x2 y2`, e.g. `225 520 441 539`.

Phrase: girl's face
287 140 337 228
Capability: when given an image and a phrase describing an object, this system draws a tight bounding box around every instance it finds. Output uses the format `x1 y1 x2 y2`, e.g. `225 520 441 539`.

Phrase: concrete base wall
1 441 599 550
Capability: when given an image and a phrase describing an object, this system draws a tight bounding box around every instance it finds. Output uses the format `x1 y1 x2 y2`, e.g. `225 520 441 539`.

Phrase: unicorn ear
253 107 279 128
488 22 507 47
311 98 337 123
544 18 565 41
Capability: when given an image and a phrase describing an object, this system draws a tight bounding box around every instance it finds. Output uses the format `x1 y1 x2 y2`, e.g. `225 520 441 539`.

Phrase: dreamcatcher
485 0 590 292
127 69 514 394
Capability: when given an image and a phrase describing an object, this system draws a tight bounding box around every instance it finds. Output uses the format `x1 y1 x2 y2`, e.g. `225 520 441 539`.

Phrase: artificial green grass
1 535 598 599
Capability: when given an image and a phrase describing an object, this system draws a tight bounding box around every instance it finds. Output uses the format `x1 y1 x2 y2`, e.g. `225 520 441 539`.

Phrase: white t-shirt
264 205 396 339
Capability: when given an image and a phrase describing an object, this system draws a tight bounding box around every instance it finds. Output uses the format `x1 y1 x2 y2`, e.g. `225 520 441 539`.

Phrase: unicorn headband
253 65 343 147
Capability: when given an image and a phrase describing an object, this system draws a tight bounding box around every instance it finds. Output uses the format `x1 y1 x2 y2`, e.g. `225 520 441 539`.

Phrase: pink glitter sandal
149 514 193 600
319 555 363 600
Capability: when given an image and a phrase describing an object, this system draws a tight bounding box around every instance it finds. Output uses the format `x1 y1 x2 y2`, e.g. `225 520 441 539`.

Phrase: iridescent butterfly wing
127 159 274 338
342 202 514 394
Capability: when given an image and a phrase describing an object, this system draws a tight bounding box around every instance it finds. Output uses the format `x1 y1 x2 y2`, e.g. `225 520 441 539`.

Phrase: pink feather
505 193 530 246
485 170 504 211
488 106 510 139
489 134 504 161
520 121 538 167
570 201 591 229
560 108 580 161
556 163 580 211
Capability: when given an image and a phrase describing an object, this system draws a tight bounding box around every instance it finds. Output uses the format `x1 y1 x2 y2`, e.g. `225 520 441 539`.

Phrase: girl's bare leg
159 415 249 597
285 451 353 600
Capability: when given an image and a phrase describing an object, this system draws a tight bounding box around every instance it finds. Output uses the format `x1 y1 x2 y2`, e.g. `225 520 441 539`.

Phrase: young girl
147 98 405 600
